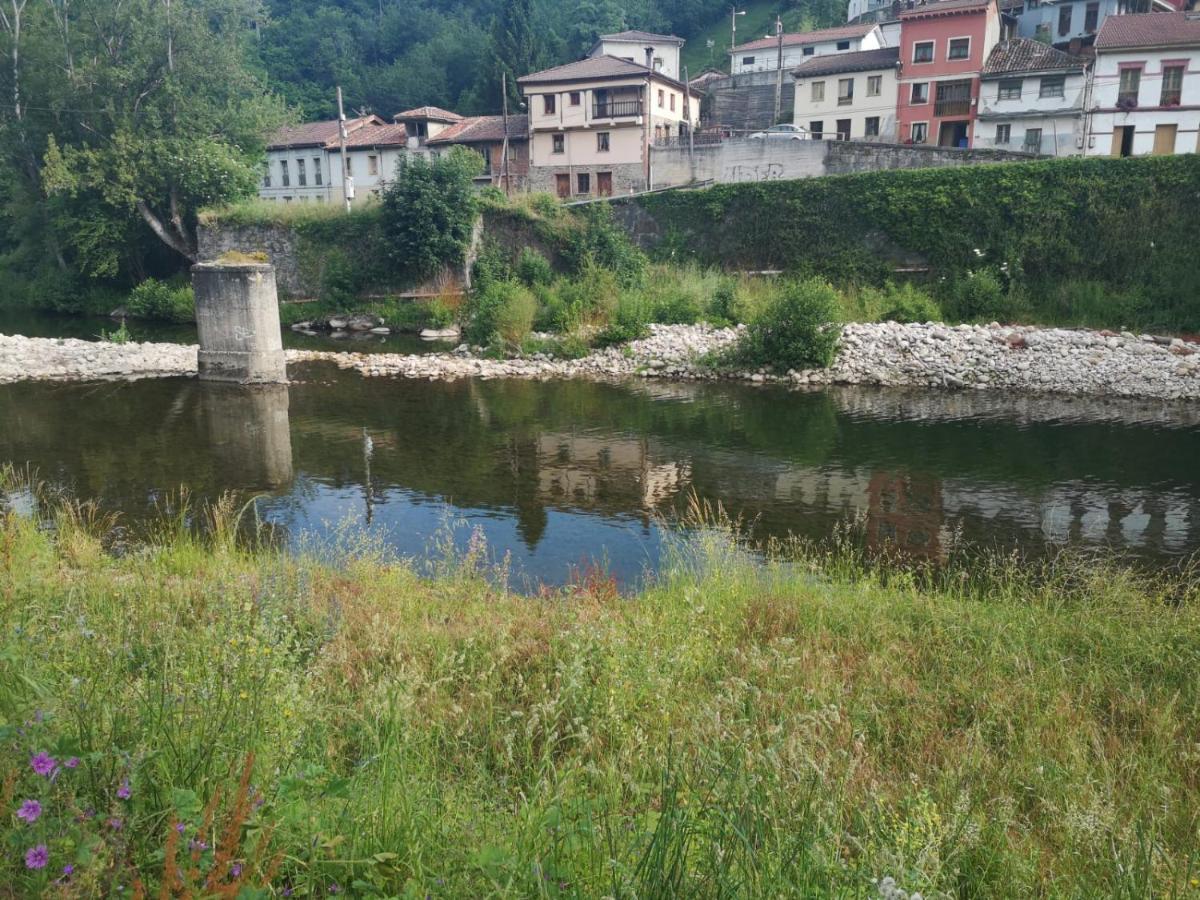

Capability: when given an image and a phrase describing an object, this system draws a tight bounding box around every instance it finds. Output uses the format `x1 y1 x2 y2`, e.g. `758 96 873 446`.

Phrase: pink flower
30 752 56 776
24 845 48 869
15 800 41 824
64 757 79 769
116 780 131 800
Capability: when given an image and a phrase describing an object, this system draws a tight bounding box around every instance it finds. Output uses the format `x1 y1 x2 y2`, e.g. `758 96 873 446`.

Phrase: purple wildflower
64 757 79 769
16 800 42 823
175 822 186 834
282 889 293 898
107 817 123 831
30 752 56 776
230 863 243 878
24 845 48 870
188 839 208 852
62 864 74 877
116 780 131 800
328 884 340 895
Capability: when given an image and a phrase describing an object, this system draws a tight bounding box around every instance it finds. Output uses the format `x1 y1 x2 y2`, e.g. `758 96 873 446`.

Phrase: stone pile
0 334 198 384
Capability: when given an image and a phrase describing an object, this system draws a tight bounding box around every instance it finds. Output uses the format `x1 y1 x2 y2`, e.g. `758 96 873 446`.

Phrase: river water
2 360 1198 587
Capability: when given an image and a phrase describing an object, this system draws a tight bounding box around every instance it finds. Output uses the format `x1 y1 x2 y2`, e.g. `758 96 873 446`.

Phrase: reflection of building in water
535 433 691 511
201 384 294 489
867 473 946 560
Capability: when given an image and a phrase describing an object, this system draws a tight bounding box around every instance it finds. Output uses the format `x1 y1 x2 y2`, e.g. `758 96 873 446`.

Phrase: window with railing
313 158 322 186
1118 67 1141 106
280 160 290 187
934 80 972 117
297 157 307 186
1160 65 1183 106
262 162 271 188
592 98 642 117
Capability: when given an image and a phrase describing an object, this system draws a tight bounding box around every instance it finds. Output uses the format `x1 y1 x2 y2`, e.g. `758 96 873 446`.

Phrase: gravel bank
3 323 1199 400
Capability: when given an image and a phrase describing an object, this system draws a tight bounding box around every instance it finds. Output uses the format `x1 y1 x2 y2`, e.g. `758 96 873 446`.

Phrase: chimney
645 47 654 70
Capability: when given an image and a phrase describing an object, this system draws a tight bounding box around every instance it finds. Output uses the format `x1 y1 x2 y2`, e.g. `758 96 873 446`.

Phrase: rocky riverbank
3 322 1198 400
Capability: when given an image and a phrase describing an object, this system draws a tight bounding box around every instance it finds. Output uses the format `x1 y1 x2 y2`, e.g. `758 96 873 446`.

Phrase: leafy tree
380 147 484 283
477 0 540 113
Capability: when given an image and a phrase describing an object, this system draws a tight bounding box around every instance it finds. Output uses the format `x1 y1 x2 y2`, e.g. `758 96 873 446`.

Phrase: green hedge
638 155 1200 326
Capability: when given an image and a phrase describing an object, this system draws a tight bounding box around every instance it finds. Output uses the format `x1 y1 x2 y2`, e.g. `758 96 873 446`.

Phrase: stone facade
704 70 798 132
197 223 306 296
526 162 647 197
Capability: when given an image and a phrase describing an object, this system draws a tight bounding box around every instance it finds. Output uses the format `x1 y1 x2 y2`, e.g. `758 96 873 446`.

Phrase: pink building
896 0 1004 148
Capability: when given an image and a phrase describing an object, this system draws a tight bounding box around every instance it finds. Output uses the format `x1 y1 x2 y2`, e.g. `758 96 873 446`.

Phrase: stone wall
649 138 1039 188
527 162 646 197
703 71 797 133
197 223 306 296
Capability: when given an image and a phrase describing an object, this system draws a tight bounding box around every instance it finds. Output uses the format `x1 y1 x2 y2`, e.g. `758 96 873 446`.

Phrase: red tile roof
1095 11 1200 50
792 46 900 77
982 38 1089 74
266 115 385 150
899 0 993 19
731 22 876 53
518 55 696 92
427 114 529 145
343 123 409 148
392 106 463 123
598 29 685 45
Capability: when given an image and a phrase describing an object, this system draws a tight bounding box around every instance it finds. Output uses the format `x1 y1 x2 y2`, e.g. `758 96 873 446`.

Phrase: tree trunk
136 199 197 261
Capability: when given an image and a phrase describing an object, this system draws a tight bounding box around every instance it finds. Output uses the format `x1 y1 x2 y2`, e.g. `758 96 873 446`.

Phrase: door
836 119 851 140
1153 124 1177 156
555 174 570 199
597 171 613 197
1111 125 1134 157
938 121 969 148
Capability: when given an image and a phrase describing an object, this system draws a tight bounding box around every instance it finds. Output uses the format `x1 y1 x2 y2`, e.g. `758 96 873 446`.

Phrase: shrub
516 248 554 287
426 298 457 329
944 269 1020 323
710 280 737 326
593 293 651 347
318 248 360 306
1042 280 1150 330
730 278 841 370
562 203 647 285
866 282 942 324
125 278 195 322
464 280 535 347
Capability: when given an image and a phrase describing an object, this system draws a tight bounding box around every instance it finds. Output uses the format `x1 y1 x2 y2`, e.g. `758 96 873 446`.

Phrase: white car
748 124 808 141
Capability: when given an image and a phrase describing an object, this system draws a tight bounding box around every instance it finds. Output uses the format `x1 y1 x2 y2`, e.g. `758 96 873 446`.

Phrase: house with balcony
896 0 1004 148
1016 0 1183 51
518 55 700 197
1088 11 1200 156
791 47 902 139
261 115 390 204
392 106 464 152
427 114 531 190
730 23 886 75
589 30 686 80
974 38 1090 153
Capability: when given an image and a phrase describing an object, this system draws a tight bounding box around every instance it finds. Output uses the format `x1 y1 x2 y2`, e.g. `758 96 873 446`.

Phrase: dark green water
2 363 1198 587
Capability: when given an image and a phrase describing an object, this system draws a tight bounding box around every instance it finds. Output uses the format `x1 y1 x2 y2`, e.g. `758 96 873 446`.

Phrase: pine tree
479 0 539 113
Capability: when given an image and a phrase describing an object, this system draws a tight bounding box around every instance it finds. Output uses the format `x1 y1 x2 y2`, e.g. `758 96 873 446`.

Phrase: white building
518 55 700 197
589 30 687 81
1088 11 1200 156
730 23 885 75
791 46 901 139
974 38 1090 154
261 115 386 204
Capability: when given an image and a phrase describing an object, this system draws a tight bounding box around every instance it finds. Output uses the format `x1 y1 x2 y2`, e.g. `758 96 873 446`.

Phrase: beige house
588 29 687 80
791 46 901 140
518 55 701 197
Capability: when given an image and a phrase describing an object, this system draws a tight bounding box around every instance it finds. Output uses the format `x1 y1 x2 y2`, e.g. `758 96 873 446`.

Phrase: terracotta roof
427 114 529 145
518 54 696 92
266 115 385 150
792 46 899 77
597 29 685 45
344 123 409 148
899 0 993 18
1095 11 1200 50
731 22 876 53
982 38 1089 74
392 106 463 122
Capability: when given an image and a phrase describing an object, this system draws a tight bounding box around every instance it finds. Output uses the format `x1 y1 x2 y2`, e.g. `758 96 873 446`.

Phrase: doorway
1153 123 1177 156
937 120 970 148
597 171 613 196
836 118 851 140
1111 125 1135 157
555 174 570 199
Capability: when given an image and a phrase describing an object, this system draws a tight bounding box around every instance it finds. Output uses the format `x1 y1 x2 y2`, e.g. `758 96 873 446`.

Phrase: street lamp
730 6 746 52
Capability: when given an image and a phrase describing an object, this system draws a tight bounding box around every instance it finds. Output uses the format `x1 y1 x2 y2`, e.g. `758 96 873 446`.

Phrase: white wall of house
731 28 883 75
341 147 407 201
974 68 1089 154
1087 46 1200 156
260 148 336 203
792 65 899 140
592 39 683 80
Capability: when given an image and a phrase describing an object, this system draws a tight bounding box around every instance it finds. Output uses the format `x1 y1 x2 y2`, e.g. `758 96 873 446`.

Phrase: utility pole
730 6 746 62
683 64 694 170
336 85 352 213
501 71 511 197
773 15 784 124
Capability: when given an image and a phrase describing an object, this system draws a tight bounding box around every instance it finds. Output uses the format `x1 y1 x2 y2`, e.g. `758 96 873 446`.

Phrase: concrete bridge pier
192 261 288 384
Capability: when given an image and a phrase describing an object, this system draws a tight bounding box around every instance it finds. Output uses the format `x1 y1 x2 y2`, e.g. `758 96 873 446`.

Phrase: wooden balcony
592 99 643 119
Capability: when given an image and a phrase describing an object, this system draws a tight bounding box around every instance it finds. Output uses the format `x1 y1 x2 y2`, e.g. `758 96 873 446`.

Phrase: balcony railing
934 81 972 118
592 99 642 119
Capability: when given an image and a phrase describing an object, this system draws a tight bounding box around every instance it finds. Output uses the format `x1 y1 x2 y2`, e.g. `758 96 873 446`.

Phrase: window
838 78 855 105
552 133 565 153
867 75 882 96
836 118 851 139
836 40 850 50
809 120 824 136
597 131 610 152
653 56 664 70
1039 75 1065 98
367 154 379 176
865 116 880 137
1118 67 1141 106
742 56 756 65
910 122 928 143
998 78 1022 100
948 37 970 60
262 162 271 188
670 93 676 111
1024 127 1043 152
1057 5 1072 36
313 158 322 185
544 94 556 115
569 91 581 106
1161 65 1184 106
995 123 1011 144
910 82 929 104
297 157 307 186
1084 2 1099 32
802 46 815 56
913 40 934 63
657 89 665 107
812 81 825 101
577 172 590 194
280 159 289 187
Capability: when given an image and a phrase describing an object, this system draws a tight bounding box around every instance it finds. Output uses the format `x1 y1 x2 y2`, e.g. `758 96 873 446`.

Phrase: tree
476 0 540 113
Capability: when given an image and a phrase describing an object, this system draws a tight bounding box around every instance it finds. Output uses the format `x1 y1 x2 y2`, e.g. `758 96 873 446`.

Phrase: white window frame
867 74 882 97
910 121 929 143
995 123 1011 144
910 81 929 104
912 40 935 64
1039 75 1065 99
946 36 971 62
865 116 880 137
551 133 565 154
838 78 855 106
812 80 825 102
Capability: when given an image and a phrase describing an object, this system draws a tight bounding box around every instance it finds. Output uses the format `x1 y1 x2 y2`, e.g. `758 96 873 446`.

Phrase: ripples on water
1 363 1198 587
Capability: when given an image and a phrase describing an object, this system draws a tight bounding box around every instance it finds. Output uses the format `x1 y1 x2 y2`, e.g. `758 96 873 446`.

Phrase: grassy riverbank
1 494 1199 896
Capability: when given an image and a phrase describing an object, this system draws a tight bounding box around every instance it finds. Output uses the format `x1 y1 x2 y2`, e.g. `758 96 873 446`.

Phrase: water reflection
1 368 1197 585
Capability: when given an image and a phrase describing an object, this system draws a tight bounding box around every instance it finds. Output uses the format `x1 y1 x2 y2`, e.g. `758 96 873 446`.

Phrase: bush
125 278 195 322
318 248 360 306
730 278 841 370
516 248 554 287
562 203 647 285
426 298 457 329
866 282 942 324
710 280 737 326
464 280 535 347
944 269 1020 323
593 292 651 347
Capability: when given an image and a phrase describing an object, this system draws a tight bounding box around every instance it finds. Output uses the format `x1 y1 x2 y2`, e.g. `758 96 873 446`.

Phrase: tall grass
0 479 1197 896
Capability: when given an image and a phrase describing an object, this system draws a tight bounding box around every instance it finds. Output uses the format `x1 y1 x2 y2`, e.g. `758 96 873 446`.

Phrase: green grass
679 1 828 76
1 474 1198 896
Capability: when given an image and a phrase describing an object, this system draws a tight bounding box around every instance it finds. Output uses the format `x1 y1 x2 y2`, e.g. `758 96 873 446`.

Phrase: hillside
679 0 842 75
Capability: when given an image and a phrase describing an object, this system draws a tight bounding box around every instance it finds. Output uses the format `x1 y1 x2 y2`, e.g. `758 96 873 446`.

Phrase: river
2 360 1198 587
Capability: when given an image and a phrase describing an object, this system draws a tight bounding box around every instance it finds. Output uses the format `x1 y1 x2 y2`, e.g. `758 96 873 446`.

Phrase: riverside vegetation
1 473 1199 896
